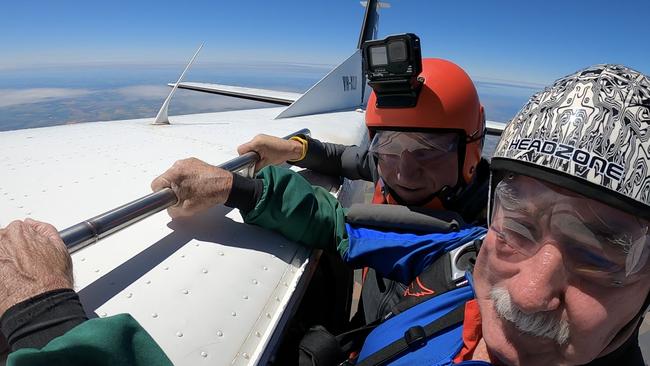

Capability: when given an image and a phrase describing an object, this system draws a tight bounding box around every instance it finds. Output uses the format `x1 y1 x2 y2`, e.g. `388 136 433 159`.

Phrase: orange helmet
365 58 485 185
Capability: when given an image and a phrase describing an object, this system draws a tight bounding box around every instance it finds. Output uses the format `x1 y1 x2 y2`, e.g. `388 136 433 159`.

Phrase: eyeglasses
490 174 650 287
368 131 459 163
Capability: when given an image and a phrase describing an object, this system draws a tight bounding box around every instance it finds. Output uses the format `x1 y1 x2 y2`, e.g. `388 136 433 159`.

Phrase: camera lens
388 40 407 62
370 45 388 67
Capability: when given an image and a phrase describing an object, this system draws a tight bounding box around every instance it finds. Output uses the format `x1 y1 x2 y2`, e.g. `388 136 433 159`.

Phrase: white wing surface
0 107 367 365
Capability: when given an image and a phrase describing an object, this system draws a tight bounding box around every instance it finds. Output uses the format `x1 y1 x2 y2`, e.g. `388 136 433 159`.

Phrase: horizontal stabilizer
486 120 507 136
169 82 301 105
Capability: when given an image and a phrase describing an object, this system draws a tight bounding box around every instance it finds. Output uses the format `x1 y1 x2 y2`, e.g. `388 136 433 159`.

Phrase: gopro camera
362 33 422 108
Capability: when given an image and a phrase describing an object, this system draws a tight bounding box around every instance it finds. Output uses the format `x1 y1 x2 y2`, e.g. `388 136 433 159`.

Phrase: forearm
1 290 171 366
225 166 349 255
343 224 487 284
292 136 375 181
6 314 172 366
291 136 346 175
0 289 87 353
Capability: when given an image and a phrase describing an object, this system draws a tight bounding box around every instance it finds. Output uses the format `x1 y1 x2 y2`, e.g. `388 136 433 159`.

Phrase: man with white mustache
458 64 650 365
490 287 570 346
0 64 648 365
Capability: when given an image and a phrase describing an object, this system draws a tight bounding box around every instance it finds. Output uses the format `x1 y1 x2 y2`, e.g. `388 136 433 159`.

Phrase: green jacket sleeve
7 314 172 366
243 166 350 256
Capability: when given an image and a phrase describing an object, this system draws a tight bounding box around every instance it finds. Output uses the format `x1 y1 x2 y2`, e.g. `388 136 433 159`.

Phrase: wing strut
152 43 204 125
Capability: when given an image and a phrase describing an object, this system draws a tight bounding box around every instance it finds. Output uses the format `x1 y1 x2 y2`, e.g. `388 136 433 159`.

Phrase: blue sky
2 0 649 85
2 0 648 129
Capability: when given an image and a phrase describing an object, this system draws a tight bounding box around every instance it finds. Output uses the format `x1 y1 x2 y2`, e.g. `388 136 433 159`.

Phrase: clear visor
491 174 650 287
368 130 459 158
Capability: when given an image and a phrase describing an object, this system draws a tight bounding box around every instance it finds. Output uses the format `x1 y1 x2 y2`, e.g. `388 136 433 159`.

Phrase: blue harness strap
355 302 466 366
356 282 475 365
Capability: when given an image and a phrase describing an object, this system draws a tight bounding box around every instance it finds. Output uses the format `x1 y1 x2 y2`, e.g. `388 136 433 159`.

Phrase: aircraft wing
0 106 368 365
171 82 302 105
9 1 622 362
0 22 372 363
486 120 506 136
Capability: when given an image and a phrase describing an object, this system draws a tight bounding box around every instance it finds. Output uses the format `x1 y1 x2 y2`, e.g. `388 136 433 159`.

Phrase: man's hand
237 134 304 172
151 157 234 219
0 219 73 317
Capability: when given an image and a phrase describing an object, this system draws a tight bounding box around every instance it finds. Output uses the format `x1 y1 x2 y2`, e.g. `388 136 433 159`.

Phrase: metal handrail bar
60 128 311 253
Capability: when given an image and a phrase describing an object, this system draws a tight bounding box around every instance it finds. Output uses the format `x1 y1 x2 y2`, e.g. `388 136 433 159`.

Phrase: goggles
368 130 459 162
491 173 650 287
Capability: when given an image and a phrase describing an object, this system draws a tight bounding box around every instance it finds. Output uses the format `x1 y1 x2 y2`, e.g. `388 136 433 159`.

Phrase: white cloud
113 85 169 99
0 88 93 108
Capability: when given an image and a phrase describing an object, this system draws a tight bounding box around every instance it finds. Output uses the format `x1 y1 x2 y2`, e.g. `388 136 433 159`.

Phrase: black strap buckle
404 325 426 349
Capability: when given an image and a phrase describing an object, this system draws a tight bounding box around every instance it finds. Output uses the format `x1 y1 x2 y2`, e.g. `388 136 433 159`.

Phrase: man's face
370 130 459 204
473 174 650 366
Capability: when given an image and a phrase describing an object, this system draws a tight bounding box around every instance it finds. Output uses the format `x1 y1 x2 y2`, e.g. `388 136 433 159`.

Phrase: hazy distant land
0 63 541 156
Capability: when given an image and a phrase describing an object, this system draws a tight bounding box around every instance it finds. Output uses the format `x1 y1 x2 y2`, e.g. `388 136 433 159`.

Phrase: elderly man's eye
567 245 623 274
500 218 539 252
491 225 521 255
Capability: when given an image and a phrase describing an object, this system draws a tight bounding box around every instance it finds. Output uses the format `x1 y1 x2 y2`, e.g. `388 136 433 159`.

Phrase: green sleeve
7 314 172 366
243 166 350 256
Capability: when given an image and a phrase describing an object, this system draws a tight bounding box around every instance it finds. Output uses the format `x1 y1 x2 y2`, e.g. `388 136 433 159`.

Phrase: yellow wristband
288 136 308 162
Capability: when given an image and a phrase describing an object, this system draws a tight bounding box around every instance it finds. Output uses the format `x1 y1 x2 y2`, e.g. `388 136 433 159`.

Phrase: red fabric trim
371 183 387 204
453 299 482 363
403 276 436 297
362 267 370 283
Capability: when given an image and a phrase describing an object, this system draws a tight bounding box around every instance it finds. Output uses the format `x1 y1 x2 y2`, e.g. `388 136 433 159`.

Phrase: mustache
490 286 570 345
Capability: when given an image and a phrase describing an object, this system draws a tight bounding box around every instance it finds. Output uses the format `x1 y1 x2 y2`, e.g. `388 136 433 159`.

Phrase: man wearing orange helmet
239 57 488 222
238 58 489 326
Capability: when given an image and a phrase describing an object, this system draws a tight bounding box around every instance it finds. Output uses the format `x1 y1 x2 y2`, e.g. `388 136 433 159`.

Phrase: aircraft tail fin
357 0 390 104
275 0 392 118
275 50 363 119
358 0 389 48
